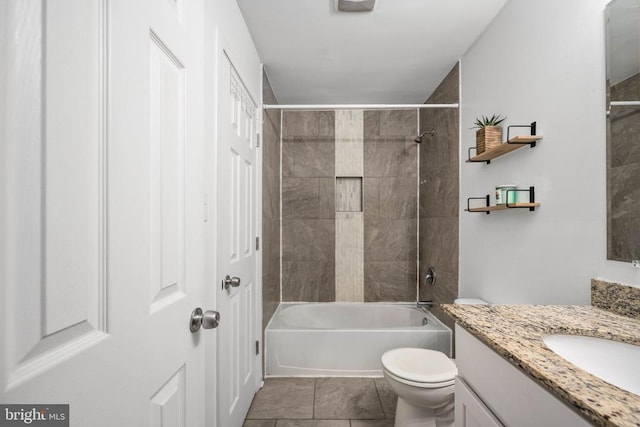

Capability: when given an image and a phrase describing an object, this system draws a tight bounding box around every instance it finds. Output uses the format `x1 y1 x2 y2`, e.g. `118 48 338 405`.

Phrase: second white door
215 48 261 427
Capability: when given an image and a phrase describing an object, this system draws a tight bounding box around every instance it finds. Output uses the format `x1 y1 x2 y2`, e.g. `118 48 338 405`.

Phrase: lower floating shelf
466 186 539 214
466 203 540 213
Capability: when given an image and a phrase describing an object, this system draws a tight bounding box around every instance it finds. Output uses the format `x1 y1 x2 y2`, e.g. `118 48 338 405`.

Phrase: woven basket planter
476 126 502 154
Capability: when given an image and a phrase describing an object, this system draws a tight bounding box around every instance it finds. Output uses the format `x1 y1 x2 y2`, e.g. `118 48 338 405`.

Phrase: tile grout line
312 377 317 420
373 378 388 419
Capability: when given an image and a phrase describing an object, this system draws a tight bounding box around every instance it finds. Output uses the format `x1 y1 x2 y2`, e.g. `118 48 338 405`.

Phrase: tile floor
243 377 397 427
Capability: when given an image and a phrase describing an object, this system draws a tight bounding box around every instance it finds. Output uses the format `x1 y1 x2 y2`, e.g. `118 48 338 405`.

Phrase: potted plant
472 114 506 154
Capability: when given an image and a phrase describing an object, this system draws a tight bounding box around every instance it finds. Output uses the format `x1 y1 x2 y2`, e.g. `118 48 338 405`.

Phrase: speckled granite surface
442 304 640 427
592 279 640 320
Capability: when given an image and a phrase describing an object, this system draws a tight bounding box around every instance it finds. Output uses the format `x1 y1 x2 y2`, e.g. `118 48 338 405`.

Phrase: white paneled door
216 50 260 427
1 1 208 426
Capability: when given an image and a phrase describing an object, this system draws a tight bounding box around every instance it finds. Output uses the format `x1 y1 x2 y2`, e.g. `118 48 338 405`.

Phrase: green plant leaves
471 114 506 129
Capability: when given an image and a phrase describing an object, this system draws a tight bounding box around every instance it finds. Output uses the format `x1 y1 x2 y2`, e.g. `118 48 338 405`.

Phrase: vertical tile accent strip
335 110 365 302
335 110 364 176
336 212 364 302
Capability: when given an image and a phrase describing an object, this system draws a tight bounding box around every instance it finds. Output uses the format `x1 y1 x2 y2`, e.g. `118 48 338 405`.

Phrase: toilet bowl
382 298 488 427
382 348 457 427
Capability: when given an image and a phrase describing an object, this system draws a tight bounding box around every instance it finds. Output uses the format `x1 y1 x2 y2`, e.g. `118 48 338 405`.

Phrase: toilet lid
381 348 457 384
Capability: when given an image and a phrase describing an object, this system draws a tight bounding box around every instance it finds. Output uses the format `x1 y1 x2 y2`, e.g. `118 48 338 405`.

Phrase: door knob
190 307 221 332
223 275 241 290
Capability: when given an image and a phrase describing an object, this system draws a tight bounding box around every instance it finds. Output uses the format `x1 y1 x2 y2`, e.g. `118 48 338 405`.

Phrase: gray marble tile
379 110 417 137
282 142 295 177
264 113 281 174
263 70 279 106
609 217 640 261
363 178 380 219
318 178 336 219
276 421 349 427
263 165 280 220
363 261 416 302
283 111 335 138
283 178 319 219
282 219 335 261
282 260 335 302
609 163 640 220
419 108 459 168
246 378 315 419
611 72 640 102
420 161 459 219
244 420 277 427
379 177 417 219
285 139 335 178
318 111 335 137
319 178 336 219
262 217 280 330
314 378 384 420
283 111 318 138
364 110 380 138
420 217 459 274
374 378 397 420
610 106 640 167
423 63 459 104
364 138 407 178
364 219 417 261
403 138 418 178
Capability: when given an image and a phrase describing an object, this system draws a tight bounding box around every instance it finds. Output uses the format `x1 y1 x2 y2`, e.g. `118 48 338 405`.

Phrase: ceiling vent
336 0 376 12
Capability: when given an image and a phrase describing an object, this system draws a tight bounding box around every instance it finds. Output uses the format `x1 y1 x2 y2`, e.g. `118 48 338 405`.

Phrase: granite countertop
442 304 640 427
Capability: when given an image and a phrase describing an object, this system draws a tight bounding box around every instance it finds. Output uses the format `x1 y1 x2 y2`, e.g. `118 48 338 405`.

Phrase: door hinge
256 236 260 251
256 340 260 355
256 133 261 147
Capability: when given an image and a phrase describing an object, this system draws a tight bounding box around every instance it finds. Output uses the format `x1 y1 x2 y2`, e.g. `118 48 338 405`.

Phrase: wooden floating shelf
466 203 541 213
467 135 543 163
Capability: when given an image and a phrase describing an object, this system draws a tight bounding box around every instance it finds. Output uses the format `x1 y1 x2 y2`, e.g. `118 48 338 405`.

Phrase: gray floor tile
314 378 384 420
276 421 350 427
244 421 277 427
246 378 315 420
374 378 397 419
350 420 395 427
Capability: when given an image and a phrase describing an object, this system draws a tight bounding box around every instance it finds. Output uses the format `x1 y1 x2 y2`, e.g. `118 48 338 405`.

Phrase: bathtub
265 302 452 377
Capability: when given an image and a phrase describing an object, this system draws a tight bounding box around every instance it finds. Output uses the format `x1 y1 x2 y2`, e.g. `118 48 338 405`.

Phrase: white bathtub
265 302 452 377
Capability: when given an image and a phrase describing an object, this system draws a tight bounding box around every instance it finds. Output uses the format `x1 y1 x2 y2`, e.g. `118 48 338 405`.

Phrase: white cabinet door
455 378 504 427
1 1 207 425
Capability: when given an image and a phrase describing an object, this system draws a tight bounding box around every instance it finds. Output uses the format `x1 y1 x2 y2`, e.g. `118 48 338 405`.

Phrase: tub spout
416 300 433 309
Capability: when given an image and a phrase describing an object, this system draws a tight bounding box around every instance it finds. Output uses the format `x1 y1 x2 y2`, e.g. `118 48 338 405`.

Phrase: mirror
606 0 640 262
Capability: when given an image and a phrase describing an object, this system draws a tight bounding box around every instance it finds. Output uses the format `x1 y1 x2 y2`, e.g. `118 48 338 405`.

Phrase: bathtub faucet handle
424 267 436 287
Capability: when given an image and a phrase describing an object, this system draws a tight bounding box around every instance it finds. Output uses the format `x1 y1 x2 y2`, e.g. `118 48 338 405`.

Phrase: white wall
459 0 640 305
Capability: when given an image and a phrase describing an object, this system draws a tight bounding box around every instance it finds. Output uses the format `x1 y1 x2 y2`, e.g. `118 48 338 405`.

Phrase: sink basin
543 334 640 396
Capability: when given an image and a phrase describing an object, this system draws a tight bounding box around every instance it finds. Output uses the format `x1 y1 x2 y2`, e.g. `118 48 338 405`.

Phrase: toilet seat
381 348 457 388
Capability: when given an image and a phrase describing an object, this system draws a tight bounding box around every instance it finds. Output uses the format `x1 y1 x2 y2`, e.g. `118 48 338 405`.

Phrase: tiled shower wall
262 72 281 331
418 63 460 331
282 111 337 301
363 111 418 301
280 109 418 302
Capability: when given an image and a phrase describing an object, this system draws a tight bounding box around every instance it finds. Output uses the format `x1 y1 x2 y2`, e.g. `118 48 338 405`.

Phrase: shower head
414 130 436 143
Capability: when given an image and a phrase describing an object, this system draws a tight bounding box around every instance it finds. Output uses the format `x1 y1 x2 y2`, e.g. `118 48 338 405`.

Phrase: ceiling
236 0 508 104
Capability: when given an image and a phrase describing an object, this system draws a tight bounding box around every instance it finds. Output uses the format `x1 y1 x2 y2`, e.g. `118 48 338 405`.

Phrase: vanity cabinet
456 376 504 427
454 325 592 427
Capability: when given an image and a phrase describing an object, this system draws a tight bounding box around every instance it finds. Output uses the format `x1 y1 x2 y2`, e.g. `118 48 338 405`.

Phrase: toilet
381 298 488 427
